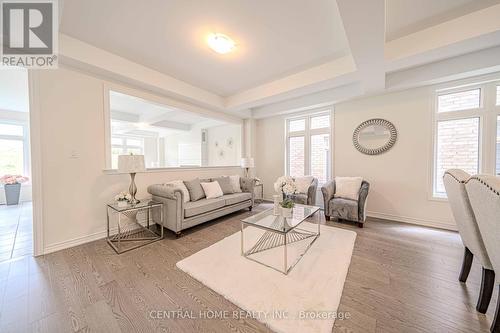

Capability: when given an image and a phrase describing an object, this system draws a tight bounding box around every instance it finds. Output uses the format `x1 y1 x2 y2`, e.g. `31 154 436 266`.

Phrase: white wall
255 87 456 230
34 66 244 254
207 124 242 166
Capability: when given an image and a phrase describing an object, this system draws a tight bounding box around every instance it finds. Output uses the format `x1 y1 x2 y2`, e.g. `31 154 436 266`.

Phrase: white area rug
176 222 356 333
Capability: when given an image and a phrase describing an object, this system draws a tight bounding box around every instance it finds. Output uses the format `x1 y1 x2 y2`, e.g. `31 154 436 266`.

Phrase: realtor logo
1 0 58 68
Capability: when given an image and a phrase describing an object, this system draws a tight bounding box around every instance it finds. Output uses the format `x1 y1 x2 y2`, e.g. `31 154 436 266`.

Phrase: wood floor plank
0 204 495 332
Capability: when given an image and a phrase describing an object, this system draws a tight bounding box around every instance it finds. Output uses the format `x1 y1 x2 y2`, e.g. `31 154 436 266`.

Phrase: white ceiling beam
151 120 191 131
225 56 356 111
59 34 225 111
251 83 363 119
336 0 385 93
386 4 500 63
386 46 500 90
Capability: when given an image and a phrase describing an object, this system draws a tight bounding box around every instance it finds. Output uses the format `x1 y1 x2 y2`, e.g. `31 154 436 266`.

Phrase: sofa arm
240 177 255 204
147 184 184 233
307 178 319 205
321 180 335 216
358 181 370 222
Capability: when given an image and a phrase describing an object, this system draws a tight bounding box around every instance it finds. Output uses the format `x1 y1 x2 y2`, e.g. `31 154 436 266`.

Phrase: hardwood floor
0 203 495 332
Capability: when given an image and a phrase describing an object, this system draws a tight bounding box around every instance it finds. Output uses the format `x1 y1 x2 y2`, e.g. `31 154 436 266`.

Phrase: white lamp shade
241 157 254 168
118 155 146 173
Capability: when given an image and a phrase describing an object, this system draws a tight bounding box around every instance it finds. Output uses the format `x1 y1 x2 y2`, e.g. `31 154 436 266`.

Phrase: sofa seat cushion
223 193 252 206
184 198 225 218
329 198 359 221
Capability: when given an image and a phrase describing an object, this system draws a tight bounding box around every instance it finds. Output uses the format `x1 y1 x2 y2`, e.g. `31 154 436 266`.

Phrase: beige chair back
465 174 500 274
444 169 492 269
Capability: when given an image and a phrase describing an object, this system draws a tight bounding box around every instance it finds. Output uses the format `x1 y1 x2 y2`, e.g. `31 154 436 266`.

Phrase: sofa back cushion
213 176 234 194
165 180 190 203
229 175 242 193
334 177 363 201
200 181 224 199
184 178 206 201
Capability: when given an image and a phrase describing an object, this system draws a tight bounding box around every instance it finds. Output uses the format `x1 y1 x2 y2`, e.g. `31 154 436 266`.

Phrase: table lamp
118 154 146 204
241 157 254 178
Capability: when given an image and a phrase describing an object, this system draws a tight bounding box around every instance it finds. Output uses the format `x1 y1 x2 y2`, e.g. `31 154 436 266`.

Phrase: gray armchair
287 178 318 205
321 179 370 228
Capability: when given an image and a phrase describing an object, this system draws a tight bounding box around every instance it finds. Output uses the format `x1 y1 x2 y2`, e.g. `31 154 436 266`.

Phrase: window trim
430 79 500 200
285 109 333 183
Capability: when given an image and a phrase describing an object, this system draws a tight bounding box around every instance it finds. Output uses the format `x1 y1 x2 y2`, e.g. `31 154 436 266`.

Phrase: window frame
430 80 500 200
285 109 333 184
0 119 30 181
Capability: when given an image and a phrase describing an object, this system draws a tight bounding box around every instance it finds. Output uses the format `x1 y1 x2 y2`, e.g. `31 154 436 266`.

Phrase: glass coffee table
241 204 320 274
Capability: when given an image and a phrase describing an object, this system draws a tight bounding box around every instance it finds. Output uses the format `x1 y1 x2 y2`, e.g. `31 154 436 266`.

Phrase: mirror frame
352 118 397 155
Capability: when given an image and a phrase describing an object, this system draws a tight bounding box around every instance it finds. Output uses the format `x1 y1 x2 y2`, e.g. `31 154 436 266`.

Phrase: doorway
0 67 33 261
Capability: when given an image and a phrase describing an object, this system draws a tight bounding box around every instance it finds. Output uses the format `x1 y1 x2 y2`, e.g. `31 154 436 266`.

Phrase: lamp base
128 173 140 205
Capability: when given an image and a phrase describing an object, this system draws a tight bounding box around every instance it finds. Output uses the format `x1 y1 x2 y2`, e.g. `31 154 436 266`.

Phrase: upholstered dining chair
443 170 495 314
466 175 500 332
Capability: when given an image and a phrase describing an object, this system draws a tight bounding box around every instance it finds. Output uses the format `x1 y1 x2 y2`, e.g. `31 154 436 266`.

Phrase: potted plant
273 176 297 199
280 198 295 218
0 175 29 206
114 191 132 207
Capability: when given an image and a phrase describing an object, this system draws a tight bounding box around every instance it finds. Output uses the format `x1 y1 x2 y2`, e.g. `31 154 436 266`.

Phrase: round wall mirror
353 119 397 155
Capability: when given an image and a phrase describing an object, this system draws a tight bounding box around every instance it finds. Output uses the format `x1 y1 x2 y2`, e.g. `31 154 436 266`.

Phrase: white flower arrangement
114 191 132 202
273 176 297 195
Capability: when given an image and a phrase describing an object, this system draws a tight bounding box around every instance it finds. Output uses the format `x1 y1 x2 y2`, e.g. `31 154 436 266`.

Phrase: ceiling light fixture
207 33 235 54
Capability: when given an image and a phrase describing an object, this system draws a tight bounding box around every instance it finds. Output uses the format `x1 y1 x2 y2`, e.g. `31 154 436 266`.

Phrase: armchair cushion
335 177 363 201
329 198 359 221
288 193 308 205
295 176 314 194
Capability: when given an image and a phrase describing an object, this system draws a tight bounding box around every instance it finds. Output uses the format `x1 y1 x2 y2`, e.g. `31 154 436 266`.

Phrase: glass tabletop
107 199 162 212
241 204 320 233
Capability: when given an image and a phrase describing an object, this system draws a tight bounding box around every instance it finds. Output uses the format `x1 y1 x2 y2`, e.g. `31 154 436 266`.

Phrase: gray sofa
148 177 255 235
321 179 370 228
287 178 319 205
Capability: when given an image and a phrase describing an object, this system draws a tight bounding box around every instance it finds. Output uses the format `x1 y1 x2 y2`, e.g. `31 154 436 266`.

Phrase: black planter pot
4 183 21 205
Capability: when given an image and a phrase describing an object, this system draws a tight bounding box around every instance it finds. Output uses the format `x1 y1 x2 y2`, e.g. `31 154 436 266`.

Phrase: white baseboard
367 211 457 231
43 218 150 255
44 229 108 254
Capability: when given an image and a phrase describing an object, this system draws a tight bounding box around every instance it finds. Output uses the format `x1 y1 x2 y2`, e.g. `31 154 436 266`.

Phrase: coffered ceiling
58 0 500 118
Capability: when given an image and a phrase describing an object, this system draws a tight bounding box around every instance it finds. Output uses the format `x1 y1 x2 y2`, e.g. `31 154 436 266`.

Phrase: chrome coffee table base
241 205 320 275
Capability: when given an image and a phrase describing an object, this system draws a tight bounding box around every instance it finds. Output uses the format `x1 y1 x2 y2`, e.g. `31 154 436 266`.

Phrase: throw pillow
295 176 314 194
165 180 190 203
335 177 363 201
213 176 234 194
200 182 223 199
229 175 242 193
183 178 206 201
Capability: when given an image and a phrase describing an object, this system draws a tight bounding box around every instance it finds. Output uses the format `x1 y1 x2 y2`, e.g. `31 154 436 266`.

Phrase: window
0 122 29 178
435 118 480 195
437 89 481 112
433 81 500 198
106 90 242 169
286 111 332 186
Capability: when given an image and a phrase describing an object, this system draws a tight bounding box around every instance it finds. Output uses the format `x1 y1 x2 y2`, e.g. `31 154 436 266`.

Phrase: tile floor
0 202 32 262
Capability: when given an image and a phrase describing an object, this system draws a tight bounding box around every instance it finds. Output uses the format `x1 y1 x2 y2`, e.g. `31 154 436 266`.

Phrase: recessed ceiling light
207 33 235 54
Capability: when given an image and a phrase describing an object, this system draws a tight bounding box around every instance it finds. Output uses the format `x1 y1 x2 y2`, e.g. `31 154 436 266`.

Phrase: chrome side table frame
106 201 164 254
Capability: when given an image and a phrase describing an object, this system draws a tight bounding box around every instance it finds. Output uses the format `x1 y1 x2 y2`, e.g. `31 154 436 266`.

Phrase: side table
106 200 164 254
254 183 264 204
